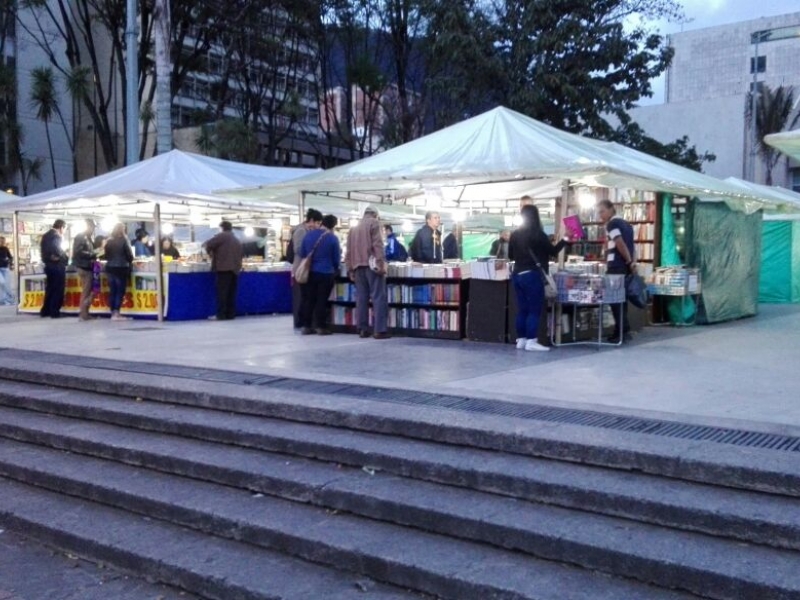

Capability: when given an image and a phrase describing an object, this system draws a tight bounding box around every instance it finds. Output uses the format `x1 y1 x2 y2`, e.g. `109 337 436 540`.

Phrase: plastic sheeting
687 203 762 323
759 221 800 303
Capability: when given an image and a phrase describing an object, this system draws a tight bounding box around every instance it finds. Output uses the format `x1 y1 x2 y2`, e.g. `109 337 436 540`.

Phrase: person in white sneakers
508 205 571 352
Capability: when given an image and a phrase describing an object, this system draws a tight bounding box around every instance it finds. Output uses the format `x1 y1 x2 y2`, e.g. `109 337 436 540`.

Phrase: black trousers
606 265 630 337
215 271 238 320
41 264 66 317
300 271 335 329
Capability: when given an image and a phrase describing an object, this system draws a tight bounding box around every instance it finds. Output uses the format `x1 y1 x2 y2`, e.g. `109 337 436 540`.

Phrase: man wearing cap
203 221 243 320
72 218 98 321
40 219 68 318
346 206 390 339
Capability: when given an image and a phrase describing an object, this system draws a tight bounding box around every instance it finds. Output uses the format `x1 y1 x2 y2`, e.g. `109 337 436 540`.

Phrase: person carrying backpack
383 224 408 262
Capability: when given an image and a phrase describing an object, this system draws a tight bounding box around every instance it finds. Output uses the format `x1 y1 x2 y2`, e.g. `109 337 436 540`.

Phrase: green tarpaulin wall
759 221 800 303
395 232 495 261
686 202 762 323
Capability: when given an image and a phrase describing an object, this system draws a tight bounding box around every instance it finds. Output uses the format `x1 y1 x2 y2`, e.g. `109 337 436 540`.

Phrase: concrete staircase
0 355 800 599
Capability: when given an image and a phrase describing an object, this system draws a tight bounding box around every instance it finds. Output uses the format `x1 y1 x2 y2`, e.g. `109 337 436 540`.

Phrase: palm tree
746 84 800 185
29 66 59 187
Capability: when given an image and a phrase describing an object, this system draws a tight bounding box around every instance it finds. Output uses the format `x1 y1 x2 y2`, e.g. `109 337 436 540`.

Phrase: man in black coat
40 219 68 318
409 211 442 263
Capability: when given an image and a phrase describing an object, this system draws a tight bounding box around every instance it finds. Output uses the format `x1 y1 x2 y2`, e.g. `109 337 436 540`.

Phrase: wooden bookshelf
329 277 469 339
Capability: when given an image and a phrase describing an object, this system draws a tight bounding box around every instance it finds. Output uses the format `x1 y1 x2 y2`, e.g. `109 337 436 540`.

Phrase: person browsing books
508 205 570 352
597 199 635 343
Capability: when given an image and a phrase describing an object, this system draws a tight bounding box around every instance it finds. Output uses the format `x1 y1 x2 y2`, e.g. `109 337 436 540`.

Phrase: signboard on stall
18 271 162 317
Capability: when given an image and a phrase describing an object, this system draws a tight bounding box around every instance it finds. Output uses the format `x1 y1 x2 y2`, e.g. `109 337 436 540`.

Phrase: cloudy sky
642 0 799 104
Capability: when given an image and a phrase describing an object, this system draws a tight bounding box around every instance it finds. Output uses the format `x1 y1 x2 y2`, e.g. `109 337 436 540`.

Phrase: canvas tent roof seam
226 106 788 215
0 149 316 223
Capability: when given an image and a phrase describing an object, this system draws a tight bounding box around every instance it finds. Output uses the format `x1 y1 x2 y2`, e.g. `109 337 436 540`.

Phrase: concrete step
1 414 800 599
0 477 422 600
0 440 698 600
1 359 799 497
1 385 799 553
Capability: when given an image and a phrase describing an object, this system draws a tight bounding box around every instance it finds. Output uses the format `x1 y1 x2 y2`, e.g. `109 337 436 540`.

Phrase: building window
792 169 800 194
750 56 766 74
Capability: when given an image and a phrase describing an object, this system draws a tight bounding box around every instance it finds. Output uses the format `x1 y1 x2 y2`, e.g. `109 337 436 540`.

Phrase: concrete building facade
629 12 800 190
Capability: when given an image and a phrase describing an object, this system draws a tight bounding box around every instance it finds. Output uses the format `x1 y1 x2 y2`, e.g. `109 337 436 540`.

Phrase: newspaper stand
552 272 626 348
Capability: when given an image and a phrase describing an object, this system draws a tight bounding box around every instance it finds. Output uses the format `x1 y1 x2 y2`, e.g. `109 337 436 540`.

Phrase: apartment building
628 11 800 189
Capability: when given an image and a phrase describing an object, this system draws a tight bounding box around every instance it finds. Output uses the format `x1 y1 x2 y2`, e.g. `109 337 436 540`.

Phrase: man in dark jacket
203 221 243 320
40 219 68 318
0 235 13 305
72 219 98 321
409 211 442 263
489 230 511 258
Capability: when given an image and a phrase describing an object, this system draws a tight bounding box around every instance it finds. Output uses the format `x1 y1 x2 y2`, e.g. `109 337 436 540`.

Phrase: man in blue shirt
598 199 636 343
383 225 408 262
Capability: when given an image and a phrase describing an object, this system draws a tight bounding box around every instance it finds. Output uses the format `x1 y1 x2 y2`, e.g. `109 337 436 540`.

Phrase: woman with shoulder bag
508 205 571 352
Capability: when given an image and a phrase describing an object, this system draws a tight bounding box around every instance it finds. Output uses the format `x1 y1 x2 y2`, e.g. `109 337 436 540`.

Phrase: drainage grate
1 347 799 454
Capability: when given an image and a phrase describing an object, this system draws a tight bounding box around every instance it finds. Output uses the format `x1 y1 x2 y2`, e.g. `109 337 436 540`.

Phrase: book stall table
17 263 292 320
552 272 626 348
646 267 702 327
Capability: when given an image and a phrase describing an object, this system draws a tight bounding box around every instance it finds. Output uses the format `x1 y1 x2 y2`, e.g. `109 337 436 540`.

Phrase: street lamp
749 25 800 182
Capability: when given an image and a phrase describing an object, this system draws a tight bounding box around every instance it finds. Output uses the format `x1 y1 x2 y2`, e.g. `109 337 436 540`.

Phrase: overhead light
578 190 596 210
512 215 523 226
243 226 255 237
161 222 174 235
101 215 117 232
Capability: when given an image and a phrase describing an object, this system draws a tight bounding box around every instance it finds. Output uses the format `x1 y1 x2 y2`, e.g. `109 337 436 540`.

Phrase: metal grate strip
2 347 799 454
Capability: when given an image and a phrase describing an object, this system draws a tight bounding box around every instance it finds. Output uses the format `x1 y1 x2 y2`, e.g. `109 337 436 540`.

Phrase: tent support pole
553 180 572 346
153 204 164 322
299 191 305 222
11 211 19 314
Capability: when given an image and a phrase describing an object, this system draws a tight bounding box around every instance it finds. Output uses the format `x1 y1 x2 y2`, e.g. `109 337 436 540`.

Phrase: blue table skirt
165 271 292 321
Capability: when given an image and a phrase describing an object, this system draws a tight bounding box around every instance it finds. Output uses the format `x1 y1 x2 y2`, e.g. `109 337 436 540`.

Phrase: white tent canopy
723 177 800 216
764 129 800 162
229 107 778 215
1 149 316 223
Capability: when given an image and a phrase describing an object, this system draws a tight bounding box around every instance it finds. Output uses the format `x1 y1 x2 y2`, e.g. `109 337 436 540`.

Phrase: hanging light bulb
244 226 255 237
161 222 174 235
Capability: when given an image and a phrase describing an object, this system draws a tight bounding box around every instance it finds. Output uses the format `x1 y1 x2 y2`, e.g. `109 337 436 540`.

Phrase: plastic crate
647 267 701 296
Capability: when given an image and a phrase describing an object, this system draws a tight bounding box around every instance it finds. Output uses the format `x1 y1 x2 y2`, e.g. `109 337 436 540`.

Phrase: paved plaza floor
1 302 798 434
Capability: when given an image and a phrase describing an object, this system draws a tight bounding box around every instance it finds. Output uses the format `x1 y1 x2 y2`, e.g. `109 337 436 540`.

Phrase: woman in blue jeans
508 205 570 352
103 223 134 321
